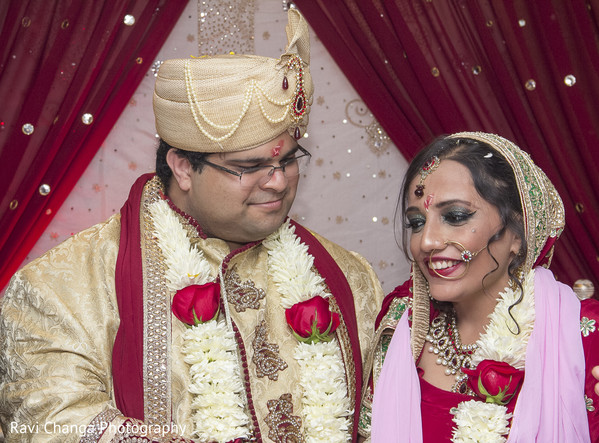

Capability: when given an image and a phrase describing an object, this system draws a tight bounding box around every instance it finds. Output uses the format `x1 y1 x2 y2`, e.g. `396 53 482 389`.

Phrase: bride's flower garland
264 221 353 442
149 200 251 442
451 269 535 442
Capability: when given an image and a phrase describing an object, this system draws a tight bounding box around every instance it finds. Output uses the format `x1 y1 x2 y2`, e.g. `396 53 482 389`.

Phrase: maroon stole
112 175 363 441
113 173 153 420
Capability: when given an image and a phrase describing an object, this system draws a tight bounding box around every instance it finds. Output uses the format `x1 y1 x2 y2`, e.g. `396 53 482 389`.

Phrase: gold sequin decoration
265 393 303 443
22 123 34 135
82 412 193 442
198 0 256 56
9 200 18 210
327 295 355 437
80 408 121 442
141 177 172 426
431 67 440 77
224 266 266 312
38 184 51 196
345 99 390 156
252 320 288 381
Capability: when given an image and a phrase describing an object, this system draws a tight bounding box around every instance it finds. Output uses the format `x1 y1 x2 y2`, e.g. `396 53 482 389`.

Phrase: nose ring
428 240 485 280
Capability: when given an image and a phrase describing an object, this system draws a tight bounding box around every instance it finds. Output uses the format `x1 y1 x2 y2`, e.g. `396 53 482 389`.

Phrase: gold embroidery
252 320 288 380
224 265 266 312
80 408 121 442
265 393 303 443
358 384 374 436
141 177 172 425
116 418 193 442
84 414 194 442
328 295 355 437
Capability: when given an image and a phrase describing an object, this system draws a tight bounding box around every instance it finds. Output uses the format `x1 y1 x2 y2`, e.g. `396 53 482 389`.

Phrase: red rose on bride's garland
463 360 524 405
172 282 220 326
285 296 340 344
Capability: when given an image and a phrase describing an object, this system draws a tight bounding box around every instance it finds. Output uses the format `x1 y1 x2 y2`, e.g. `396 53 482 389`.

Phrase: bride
360 132 599 442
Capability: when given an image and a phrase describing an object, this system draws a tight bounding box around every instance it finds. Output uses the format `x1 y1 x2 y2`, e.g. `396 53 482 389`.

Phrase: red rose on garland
172 282 220 326
285 295 340 344
463 359 524 405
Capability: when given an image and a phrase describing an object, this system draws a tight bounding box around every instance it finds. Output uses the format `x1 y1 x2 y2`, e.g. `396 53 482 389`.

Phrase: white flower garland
182 322 251 442
150 200 213 292
264 221 353 443
151 202 352 442
150 200 251 442
451 269 535 443
263 221 327 308
451 401 512 443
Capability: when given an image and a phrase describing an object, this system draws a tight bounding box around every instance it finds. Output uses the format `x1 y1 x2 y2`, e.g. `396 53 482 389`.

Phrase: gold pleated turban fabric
153 9 313 153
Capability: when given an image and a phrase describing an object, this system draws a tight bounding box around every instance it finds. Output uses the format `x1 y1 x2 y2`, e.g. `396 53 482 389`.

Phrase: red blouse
416 298 599 442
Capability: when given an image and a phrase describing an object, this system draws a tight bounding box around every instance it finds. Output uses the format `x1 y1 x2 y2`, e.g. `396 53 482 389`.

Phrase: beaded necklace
425 310 478 394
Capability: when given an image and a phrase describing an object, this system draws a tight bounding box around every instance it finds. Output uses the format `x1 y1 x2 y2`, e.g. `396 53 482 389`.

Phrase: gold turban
153 9 313 153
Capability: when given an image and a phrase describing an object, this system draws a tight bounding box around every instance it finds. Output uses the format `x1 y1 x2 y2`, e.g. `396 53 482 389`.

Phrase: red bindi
272 140 283 158
424 194 434 211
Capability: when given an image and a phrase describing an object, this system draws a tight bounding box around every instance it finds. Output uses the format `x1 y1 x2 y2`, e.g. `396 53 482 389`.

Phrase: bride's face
405 159 521 305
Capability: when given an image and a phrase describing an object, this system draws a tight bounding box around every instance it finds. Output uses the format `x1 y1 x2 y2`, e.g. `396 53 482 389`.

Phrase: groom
0 9 383 442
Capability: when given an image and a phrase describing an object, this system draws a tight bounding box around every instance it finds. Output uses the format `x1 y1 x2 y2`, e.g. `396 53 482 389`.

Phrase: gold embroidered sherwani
0 177 383 442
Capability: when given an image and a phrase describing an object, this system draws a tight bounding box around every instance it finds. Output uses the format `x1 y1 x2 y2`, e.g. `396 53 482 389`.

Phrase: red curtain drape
295 0 599 290
0 0 188 290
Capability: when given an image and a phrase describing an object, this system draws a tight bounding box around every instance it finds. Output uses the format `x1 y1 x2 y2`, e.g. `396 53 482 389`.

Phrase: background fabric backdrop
1 0 597 297
295 0 599 292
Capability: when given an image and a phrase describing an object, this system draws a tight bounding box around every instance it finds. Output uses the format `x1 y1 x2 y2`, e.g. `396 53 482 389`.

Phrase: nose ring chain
429 240 486 280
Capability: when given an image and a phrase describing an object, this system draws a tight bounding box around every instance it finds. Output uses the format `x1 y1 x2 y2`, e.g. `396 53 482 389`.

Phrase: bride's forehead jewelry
428 240 486 280
414 155 440 198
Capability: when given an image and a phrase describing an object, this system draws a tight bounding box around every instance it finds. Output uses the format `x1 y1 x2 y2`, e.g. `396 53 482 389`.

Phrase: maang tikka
415 156 440 197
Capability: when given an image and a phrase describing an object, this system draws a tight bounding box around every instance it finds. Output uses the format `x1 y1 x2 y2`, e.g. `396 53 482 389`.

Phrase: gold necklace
425 310 478 394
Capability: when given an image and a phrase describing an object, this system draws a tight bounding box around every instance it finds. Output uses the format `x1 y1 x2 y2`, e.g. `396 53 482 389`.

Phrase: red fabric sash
113 173 153 420
112 178 363 438
290 220 363 441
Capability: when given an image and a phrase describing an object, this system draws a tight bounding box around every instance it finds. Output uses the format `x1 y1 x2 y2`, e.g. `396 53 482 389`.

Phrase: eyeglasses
198 146 311 187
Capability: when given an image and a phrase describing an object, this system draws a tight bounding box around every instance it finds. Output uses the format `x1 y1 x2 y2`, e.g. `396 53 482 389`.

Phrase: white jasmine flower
265 221 352 442
451 270 535 442
154 210 352 443
452 400 512 443
150 201 250 442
